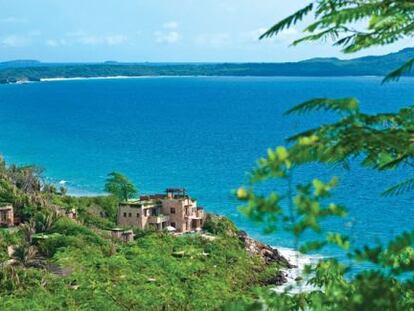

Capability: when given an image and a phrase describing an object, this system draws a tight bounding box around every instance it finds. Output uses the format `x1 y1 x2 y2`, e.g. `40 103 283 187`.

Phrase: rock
172 251 185 257
7 245 15 257
46 263 73 277
237 231 296 269
262 271 288 286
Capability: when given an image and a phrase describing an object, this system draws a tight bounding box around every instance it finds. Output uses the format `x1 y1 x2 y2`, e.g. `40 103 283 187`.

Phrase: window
136 213 140 218
123 212 127 217
170 208 176 214
171 222 176 228
128 213 132 217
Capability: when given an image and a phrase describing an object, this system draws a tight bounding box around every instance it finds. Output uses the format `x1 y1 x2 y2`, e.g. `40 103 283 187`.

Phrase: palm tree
35 210 61 233
19 220 36 244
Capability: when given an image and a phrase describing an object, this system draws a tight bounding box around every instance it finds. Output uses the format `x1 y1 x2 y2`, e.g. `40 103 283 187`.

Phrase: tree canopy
104 172 137 202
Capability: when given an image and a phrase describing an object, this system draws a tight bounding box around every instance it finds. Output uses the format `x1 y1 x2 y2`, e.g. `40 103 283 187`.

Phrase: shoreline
275 247 321 293
1 74 401 85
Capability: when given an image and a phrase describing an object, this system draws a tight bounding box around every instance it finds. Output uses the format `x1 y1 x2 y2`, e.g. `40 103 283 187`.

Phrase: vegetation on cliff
0 158 287 310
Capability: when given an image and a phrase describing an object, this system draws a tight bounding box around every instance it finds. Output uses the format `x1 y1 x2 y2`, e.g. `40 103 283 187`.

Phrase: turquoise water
0 76 413 259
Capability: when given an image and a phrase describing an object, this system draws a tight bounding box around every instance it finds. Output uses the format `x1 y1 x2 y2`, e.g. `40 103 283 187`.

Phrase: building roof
166 188 186 193
0 204 13 211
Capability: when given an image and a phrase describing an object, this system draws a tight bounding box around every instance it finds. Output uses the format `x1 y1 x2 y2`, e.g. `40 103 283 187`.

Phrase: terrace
149 214 169 224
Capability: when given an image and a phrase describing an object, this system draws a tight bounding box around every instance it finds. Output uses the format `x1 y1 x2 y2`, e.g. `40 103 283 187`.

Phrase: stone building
117 188 205 233
111 228 135 242
0 204 14 227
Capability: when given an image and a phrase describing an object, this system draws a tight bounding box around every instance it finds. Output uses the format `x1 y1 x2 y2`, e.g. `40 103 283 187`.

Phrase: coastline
38 75 386 82
7 160 319 289
46 174 318 289
40 75 158 82
1 147 318 291
275 247 321 293
1 75 397 85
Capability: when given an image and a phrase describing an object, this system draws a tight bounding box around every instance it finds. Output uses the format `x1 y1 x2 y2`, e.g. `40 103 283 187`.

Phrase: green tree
234 1 414 309
59 186 67 196
104 172 137 202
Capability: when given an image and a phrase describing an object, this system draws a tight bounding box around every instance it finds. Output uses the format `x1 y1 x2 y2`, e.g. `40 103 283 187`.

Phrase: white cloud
154 21 181 44
64 32 128 46
194 33 230 48
1 35 28 47
155 31 181 44
45 39 68 47
242 28 268 42
241 27 299 44
278 28 299 40
163 21 178 29
78 35 101 45
105 34 128 46
0 16 26 24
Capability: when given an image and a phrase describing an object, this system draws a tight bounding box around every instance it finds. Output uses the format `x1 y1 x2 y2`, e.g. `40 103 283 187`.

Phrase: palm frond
383 57 414 83
382 177 414 196
292 27 339 46
284 97 359 115
260 4 314 39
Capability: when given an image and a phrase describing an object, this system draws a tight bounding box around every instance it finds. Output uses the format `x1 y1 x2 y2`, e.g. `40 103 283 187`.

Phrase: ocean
0 76 413 262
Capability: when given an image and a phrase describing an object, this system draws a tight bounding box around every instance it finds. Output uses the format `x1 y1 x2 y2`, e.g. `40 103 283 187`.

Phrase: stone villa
0 203 14 227
117 188 205 233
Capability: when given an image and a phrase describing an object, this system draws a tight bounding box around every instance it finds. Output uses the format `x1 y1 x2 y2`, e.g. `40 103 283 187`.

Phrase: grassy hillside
0 158 285 310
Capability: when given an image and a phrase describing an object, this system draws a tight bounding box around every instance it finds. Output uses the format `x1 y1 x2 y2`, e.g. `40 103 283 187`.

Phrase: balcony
186 208 204 220
148 214 169 224
196 208 204 219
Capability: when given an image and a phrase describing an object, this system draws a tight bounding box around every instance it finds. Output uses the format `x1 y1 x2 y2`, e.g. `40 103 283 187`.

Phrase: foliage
104 172 137 202
0 215 279 310
231 2 414 309
236 135 414 309
0 157 284 310
50 194 118 228
203 213 239 236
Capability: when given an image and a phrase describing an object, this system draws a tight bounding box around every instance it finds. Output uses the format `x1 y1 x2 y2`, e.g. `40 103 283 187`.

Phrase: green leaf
382 177 414 196
383 57 414 83
285 98 360 115
259 4 314 39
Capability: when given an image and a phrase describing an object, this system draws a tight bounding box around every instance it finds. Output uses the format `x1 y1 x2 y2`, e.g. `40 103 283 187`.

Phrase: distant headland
1 48 414 84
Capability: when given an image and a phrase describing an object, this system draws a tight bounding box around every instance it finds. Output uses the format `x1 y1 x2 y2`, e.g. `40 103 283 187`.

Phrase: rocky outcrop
237 230 296 269
262 271 288 286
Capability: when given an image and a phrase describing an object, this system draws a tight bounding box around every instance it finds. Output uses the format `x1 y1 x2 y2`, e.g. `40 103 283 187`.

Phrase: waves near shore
276 247 322 293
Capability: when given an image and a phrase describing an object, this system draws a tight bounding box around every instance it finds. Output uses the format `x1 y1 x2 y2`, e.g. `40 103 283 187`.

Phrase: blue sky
0 0 411 62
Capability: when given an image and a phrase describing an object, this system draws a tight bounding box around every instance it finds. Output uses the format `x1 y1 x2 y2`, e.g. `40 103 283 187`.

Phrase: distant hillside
1 48 414 83
0 60 41 69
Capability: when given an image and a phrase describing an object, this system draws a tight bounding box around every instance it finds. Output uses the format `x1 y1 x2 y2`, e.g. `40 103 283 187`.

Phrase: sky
0 0 412 63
